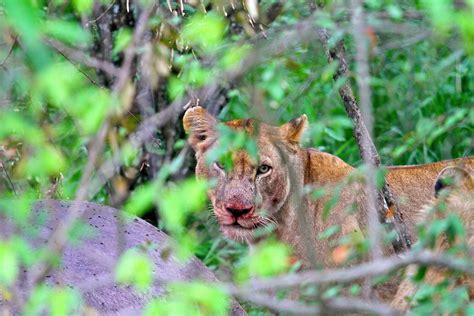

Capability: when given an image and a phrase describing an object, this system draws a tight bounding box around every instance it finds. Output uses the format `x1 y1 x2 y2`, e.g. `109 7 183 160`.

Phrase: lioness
392 166 474 310
183 106 473 268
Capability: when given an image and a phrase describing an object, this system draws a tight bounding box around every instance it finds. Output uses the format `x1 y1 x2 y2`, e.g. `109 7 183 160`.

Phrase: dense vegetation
0 0 472 314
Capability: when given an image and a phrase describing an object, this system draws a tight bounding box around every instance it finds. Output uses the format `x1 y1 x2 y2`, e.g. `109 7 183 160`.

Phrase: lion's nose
225 203 254 219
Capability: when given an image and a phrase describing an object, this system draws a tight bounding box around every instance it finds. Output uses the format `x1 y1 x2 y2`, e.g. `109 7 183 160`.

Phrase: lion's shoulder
386 156 473 197
304 149 354 185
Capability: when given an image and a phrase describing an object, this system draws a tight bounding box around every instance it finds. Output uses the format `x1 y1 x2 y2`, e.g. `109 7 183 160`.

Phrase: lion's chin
220 223 258 242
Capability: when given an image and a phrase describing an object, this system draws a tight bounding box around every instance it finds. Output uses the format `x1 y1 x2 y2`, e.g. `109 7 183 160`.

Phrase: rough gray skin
0 200 246 316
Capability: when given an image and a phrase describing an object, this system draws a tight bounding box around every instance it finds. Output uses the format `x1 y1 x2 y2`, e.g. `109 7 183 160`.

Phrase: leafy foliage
0 0 472 314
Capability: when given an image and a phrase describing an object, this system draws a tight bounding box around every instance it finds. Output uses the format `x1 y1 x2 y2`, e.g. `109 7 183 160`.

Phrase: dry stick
74 253 400 316
0 159 17 195
85 0 117 26
0 36 17 70
28 4 157 287
73 248 470 315
65 11 430 202
29 121 110 285
349 0 381 298
54 46 100 86
236 292 319 315
233 291 398 316
74 243 400 316
241 250 474 292
46 39 120 77
88 14 332 202
324 297 398 316
314 6 412 254
351 0 382 260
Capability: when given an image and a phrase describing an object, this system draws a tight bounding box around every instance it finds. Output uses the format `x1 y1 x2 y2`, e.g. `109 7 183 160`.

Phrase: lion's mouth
219 221 267 241
222 222 259 230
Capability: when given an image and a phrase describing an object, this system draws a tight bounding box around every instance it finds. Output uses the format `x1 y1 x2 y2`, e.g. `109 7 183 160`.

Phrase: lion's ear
183 106 217 152
280 114 308 144
434 166 472 197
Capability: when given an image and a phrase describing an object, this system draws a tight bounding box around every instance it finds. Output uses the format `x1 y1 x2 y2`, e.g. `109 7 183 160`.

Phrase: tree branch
313 3 412 254
238 250 474 292
46 39 120 77
28 3 157 287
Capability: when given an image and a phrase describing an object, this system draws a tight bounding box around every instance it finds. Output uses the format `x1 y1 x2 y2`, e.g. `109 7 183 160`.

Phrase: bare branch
0 158 16 195
234 291 319 315
239 250 474 292
85 0 117 26
46 39 120 77
314 3 412 254
0 36 16 70
324 297 399 316
350 0 381 298
28 3 157 287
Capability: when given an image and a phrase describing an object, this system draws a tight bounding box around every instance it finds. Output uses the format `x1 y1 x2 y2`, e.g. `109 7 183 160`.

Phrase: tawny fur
391 167 474 310
183 106 474 301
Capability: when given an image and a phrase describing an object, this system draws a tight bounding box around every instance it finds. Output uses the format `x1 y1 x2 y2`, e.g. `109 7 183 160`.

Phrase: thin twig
46 39 120 77
72 247 470 315
350 0 382 297
314 3 412 254
324 297 399 316
29 121 110 285
239 250 474 292
86 12 330 203
28 3 157 287
54 47 100 86
0 159 17 195
0 36 17 70
85 0 116 26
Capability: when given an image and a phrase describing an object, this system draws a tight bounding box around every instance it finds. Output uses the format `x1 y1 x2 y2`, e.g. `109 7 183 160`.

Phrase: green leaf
21 145 66 177
123 182 159 216
49 288 82 316
170 282 229 315
375 167 388 189
144 299 195 316
413 265 428 282
322 285 341 299
457 11 474 54
72 0 93 15
72 88 112 134
465 303 474 316
116 249 153 291
220 45 251 70
3 0 51 69
0 196 34 225
387 5 403 20
23 285 81 315
181 13 226 51
121 144 141 167
321 61 339 82
143 282 229 316
324 127 345 141
113 28 133 56
445 214 465 243
0 242 19 286
236 240 290 281
43 20 91 45
422 0 454 35
158 178 208 234
36 62 85 107
318 225 340 240
182 62 211 87
168 76 186 100
0 111 44 144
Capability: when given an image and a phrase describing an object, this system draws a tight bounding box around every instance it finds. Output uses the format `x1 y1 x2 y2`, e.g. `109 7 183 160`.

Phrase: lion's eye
214 161 225 171
257 164 271 175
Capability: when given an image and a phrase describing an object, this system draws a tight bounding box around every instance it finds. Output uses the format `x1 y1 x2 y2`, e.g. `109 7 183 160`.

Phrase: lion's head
183 106 307 242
